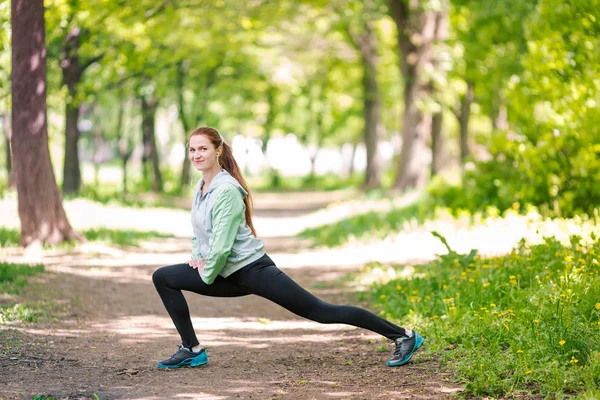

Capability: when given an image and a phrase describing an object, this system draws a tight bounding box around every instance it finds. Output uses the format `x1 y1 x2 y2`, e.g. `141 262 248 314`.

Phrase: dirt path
0 192 461 400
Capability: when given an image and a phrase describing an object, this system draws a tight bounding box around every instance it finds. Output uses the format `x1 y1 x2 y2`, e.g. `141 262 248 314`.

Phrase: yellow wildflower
559 340 566 346
595 303 600 310
483 282 490 287
517 350 523 353
490 303 496 307
525 370 532 375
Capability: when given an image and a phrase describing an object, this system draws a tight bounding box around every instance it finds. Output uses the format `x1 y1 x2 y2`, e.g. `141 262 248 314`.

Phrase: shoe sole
157 352 208 369
386 333 424 367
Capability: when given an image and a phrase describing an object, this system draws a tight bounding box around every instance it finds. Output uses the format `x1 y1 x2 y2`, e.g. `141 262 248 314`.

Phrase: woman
152 126 423 369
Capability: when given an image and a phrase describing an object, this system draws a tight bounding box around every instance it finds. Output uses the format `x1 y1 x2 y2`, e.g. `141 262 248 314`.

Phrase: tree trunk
92 108 103 187
11 0 80 246
430 111 443 177
358 19 383 189
61 27 83 196
430 6 449 177
348 141 358 176
141 94 162 192
459 81 474 165
176 62 193 189
115 99 132 196
2 113 14 187
388 0 445 191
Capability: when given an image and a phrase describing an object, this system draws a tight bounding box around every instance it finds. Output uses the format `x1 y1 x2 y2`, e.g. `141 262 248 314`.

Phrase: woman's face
188 134 221 172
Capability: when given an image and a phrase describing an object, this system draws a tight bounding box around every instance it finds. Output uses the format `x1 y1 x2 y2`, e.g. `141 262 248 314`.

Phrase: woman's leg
152 263 248 348
233 258 406 340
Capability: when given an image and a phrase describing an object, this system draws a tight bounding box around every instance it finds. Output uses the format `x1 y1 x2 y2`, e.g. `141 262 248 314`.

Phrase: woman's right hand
187 259 206 272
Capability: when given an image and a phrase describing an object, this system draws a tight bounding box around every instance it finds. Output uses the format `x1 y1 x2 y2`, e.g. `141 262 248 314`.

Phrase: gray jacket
191 169 265 284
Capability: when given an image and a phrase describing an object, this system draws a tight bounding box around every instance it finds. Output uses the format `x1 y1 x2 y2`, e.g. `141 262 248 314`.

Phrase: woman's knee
152 265 170 287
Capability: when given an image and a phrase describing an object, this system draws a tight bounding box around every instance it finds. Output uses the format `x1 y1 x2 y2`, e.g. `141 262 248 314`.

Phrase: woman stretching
152 126 423 369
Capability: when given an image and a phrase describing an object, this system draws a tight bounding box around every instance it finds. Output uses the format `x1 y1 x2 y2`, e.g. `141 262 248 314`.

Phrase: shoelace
393 338 406 356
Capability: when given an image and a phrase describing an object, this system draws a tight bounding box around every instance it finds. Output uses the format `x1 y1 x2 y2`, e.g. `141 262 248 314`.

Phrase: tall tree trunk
141 94 162 192
60 27 103 195
347 141 358 176
430 5 449 177
61 27 83 195
358 19 383 189
263 86 279 186
430 111 443 177
176 61 193 189
2 113 14 187
92 107 103 187
116 99 132 196
11 0 80 246
459 81 474 165
388 0 445 191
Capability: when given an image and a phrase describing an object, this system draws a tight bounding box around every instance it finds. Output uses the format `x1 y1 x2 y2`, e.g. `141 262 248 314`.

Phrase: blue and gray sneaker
157 345 208 369
386 331 424 367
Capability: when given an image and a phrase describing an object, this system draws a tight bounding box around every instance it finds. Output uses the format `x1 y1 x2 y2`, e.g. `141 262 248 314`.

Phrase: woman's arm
201 185 244 284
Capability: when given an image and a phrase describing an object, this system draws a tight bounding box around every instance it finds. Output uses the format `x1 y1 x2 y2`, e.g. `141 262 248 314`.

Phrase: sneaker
157 345 208 369
386 331 424 367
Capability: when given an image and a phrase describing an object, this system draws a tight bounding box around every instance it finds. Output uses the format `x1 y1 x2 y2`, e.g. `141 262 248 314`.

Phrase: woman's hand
187 259 206 273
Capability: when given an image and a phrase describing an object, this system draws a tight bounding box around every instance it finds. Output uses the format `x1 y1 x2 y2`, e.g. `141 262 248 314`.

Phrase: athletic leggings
152 254 405 349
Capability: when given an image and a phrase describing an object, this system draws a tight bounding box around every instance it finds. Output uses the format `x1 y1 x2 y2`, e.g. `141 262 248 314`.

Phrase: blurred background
1 0 599 237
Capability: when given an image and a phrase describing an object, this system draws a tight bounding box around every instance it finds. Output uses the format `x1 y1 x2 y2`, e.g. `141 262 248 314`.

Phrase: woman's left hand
187 259 206 273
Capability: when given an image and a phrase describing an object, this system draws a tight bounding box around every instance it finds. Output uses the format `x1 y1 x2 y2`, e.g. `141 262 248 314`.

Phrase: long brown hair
187 126 257 236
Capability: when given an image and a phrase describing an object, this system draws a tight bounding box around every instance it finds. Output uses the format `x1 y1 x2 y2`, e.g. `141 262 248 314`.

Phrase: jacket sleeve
201 185 245 285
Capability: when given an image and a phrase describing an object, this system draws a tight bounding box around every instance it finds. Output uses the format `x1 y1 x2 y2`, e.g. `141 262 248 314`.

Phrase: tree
11 0 79 246
387 0 449 190
340 0 386 188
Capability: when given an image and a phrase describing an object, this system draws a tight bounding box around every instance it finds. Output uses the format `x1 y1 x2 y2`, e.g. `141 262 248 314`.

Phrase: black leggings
152 254 405 348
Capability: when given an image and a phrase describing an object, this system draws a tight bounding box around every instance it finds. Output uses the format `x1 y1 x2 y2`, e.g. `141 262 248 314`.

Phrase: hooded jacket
191 169 265 284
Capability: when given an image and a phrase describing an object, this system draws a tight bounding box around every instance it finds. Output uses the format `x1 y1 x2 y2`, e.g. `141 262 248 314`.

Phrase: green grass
1 262 46 324
299 201 427 247
0 226 174 248
358 233 600 398
0 262 44 295
250 172 365 192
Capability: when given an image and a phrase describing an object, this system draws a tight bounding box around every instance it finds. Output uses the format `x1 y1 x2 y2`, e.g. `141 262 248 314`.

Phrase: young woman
152 126 423 369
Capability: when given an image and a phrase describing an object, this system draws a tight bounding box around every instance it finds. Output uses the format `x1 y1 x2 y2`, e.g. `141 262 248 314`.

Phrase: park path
0 191 461 400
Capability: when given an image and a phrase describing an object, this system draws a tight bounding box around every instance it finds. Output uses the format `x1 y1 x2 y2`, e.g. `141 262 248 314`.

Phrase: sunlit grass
356 233 600 397
299 202 426 247
0 226 173 248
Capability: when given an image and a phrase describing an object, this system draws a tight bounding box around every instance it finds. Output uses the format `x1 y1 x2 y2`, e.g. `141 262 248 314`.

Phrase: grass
1 262 46 324
355 233 600 398
0 226 174 248
0 262 44 295
299 202 427 247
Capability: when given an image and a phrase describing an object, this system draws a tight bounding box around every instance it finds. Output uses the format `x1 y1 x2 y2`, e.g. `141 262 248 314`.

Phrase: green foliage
299 201 427 247
0 227 173 248
0 227 20 247
0 262 45 295
435 0 600 218
361 234 600 397
74 180 190 209
82 227 173 247
252 172 364 192
0 263 46 325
